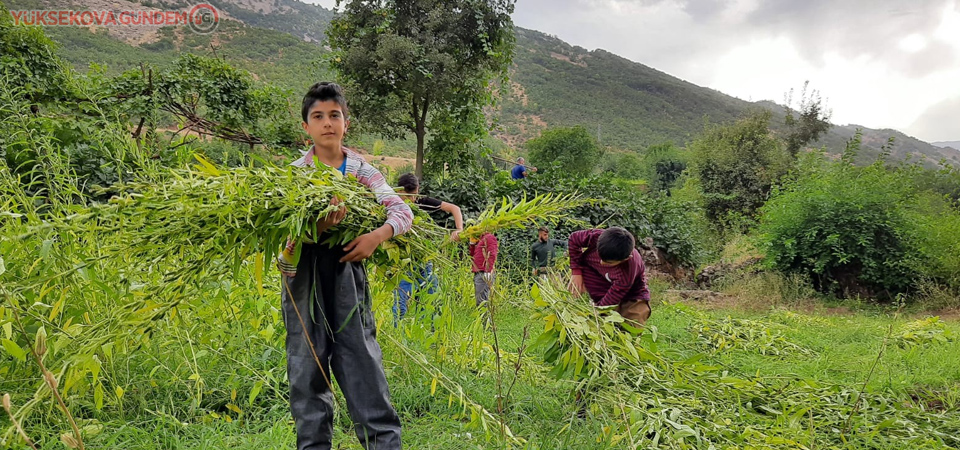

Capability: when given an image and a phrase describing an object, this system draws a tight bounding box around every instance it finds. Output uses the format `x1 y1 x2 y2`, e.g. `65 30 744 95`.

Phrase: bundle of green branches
68 156 447 282
461 193 586 239
8 151 588 295
529 283 960 449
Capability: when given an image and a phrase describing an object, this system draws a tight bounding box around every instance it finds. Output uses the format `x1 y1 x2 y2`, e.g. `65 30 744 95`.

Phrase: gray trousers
281 243 401 450
473 271 495 306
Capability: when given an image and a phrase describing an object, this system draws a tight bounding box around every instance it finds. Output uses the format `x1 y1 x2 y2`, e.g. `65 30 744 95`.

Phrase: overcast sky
305 0 960 142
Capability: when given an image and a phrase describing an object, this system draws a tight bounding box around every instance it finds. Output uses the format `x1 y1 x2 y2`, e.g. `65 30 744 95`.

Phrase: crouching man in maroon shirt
568 227 651 329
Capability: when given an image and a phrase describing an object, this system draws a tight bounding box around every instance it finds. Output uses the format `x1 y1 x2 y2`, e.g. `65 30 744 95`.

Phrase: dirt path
362 155 416 170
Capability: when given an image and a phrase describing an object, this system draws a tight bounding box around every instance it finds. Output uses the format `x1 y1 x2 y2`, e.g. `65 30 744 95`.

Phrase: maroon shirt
568 229 650 306
469 233 498 273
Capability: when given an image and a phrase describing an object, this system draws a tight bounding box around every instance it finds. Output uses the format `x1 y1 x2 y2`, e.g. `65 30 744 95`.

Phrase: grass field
5 256 958 450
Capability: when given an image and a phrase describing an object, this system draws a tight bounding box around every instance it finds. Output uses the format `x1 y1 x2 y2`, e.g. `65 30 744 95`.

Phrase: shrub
907 192 960 288
911 163 960 204
758 151 960 298
526 125 603 177
420 166 494 226
0 3 71 102
642 143 687 193
600 152 645 180
688 111 792 231
759 154 915 297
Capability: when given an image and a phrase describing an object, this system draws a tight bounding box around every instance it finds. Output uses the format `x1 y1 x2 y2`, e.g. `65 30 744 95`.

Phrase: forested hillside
8 0 956 165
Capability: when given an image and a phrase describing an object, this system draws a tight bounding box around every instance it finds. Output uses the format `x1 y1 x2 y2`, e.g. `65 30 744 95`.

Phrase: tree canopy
527 125 602 177
327 0 516 177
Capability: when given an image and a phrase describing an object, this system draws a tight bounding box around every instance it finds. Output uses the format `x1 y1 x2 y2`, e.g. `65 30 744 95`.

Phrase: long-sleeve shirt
568 229 650 307
292 146 412 236
278 146 413 274
469 233 498 273
530 238 567 268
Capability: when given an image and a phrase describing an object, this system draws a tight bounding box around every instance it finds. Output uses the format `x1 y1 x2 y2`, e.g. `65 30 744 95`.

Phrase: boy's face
538 230 548 241
302 100 348 148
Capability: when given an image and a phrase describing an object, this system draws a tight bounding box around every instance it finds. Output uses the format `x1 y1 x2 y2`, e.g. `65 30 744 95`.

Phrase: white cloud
301 0 337 10
300 0 960 141
935 1 960 46
899 34 928 53
908 95 960 142
510 0 960 142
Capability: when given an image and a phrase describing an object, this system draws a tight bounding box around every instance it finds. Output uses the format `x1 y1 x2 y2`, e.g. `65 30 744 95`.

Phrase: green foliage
526 125 602 176
420 166 494 221
163 54 259 130
422 165 708 267
97 156 445 280
531 284 960 449
691 316 814 356
599 152 644 180
598 145 688 193
0 3 71 103
422 109 489 176
759 154 914 296
906 192 960 288
2 42 305 203
461 193 586 240
758 145 960 298
689 111 792 230
327 0 516 176
0 74 154 206
909 161 960 205
642 142 687 192
895 317 954 348
782 81 832 157
108 54 301 147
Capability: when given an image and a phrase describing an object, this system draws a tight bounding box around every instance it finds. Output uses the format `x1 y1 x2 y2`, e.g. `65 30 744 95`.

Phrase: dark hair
538 226 549 233
597 227 635 262
397 173 419 193
301 82 349 123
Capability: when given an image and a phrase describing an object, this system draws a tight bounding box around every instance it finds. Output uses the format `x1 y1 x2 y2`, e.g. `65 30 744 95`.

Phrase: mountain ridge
15 0 957 165
933 141 960 150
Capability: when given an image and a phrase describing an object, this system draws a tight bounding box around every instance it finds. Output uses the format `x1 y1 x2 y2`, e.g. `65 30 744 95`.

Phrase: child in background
392 173 464 324
568 227 651 328
469 232 498 306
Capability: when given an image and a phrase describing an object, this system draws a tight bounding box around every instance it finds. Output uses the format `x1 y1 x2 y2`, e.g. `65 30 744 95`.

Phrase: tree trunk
415 127 425 179
413 95 429 179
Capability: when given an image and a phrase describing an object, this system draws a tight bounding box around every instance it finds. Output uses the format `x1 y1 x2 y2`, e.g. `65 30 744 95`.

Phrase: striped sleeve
568 229 598 275
355 160 413 236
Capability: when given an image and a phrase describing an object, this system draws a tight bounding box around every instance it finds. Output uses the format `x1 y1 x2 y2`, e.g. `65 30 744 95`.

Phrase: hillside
491 28 749 151
5 0 333 93
14 0 958 165
156 0 335 43
500 29 959 166
934 141 960 150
